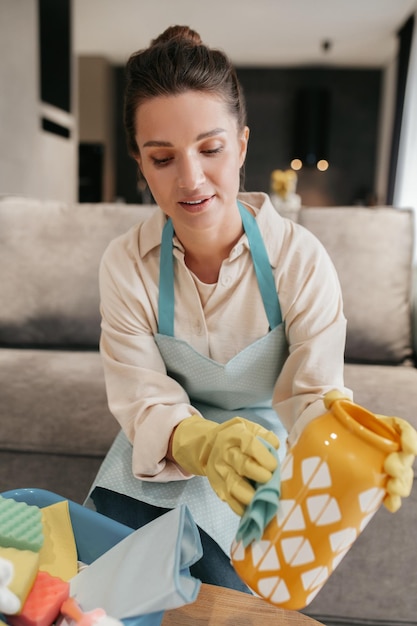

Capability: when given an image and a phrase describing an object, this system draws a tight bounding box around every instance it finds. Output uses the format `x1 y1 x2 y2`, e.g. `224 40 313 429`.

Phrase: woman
90 25 416 591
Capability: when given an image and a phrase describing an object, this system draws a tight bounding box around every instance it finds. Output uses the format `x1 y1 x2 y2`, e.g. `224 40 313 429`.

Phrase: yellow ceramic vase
231 392 400 610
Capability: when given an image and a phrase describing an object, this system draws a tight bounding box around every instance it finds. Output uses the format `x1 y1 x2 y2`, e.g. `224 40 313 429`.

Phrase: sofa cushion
299 207 414 364
0 348 120 456
0 197 154 347
344 361 417 481
0 450 104 505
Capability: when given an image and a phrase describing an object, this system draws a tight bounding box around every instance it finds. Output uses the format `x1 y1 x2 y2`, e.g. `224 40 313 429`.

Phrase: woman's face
135 91 249 235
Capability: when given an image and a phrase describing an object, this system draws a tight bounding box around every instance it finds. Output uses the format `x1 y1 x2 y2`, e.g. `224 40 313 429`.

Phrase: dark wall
114 65 382 207
38 0 72 139
114 67 155 204
238 67 382 206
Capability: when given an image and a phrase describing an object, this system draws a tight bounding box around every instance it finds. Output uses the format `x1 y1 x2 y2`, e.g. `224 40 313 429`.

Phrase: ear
239 126 250 168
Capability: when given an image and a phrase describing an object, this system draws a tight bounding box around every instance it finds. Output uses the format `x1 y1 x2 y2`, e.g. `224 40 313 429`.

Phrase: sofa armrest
412 264 417 362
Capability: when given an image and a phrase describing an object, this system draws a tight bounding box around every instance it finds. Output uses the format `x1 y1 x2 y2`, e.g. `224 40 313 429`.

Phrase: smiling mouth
179 197 213 211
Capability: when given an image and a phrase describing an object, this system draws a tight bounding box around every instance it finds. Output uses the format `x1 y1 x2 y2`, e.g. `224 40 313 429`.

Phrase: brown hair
124 25 247 157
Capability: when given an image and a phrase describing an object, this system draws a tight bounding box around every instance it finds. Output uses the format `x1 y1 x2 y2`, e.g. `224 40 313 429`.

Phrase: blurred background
1 0 416 207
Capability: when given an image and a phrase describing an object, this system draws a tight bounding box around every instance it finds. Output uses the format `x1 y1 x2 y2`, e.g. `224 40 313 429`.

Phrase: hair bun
151 25 203 47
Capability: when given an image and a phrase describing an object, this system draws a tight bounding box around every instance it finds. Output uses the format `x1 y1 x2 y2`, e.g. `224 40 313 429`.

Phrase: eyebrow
142 128 226 148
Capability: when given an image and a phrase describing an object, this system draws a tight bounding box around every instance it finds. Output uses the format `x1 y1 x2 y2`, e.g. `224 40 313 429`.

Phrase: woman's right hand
171 415 280 516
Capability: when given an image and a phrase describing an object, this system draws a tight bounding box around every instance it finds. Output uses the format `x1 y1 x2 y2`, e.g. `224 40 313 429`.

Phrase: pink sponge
6 571 69 626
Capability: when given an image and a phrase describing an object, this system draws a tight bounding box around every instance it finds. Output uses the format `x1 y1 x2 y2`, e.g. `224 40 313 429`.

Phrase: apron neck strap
237 201 282 330
158 218 175 336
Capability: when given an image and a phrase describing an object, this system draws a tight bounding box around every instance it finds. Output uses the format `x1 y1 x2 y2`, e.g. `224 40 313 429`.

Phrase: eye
151 155 173 167
202 146 223 156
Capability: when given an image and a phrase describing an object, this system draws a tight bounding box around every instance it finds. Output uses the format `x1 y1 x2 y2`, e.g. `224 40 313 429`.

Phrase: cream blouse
99 192 351 481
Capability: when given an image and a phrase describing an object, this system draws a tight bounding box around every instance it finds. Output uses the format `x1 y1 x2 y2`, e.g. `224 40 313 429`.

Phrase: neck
184 245 230 284
173 203 245 283
184 227 243 283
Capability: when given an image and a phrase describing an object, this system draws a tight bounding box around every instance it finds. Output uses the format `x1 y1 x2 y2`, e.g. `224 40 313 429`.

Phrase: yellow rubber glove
171 415 280 516
377 415 417 512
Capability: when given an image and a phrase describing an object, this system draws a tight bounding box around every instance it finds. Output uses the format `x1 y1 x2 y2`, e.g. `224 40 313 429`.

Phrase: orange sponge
6 571 69 626
0 497 43 553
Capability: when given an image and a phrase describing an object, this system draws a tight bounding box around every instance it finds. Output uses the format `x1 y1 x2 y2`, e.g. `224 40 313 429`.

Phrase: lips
178 196 213 211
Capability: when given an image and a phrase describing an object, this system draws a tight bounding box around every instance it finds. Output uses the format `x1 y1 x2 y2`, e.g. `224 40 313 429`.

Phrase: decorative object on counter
231 391 405 610
270 169 301 215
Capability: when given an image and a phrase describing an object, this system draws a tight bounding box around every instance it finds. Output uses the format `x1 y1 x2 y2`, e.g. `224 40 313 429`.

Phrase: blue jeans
90 487 251 593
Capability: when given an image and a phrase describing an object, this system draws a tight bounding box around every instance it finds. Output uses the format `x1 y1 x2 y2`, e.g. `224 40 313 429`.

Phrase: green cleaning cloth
235 440 281 548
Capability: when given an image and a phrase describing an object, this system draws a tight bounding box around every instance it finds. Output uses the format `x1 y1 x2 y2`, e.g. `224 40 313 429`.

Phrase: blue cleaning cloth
70 505 202 618
235 440 281 548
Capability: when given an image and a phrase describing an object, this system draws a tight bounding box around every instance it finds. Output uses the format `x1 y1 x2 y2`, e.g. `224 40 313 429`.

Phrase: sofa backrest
298 206 415 364
1 197 415 363
0 197 155 348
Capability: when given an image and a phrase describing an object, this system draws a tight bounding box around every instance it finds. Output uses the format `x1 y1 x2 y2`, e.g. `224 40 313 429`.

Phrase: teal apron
89 202 289 555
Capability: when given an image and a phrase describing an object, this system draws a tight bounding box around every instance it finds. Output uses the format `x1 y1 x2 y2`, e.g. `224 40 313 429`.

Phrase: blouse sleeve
271 225 352 445
99 235 198 482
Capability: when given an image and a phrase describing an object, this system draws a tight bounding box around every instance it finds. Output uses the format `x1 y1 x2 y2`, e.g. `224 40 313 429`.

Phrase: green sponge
0 496 44 553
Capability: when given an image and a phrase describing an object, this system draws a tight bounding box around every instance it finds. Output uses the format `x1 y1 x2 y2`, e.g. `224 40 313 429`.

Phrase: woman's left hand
377 415 417 512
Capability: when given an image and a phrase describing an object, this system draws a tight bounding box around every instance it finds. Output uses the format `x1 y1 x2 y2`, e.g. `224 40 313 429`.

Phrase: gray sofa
0 196 416 626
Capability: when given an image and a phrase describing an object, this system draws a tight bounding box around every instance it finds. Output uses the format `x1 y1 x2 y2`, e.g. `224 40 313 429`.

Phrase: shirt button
230 244 242 259
221 275 232 287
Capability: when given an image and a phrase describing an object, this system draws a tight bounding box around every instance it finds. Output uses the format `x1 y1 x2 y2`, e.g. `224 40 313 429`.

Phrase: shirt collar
138 192 278 260
138 207 167 257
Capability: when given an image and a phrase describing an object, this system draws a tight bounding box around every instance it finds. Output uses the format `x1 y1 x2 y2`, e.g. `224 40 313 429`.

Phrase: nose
177 154 205 190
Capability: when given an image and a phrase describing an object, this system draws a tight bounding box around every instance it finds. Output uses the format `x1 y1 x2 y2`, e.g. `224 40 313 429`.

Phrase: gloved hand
377 415 417 512
171 415 280 516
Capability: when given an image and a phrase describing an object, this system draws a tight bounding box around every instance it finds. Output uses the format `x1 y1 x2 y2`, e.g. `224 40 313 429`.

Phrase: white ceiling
74 0 417 68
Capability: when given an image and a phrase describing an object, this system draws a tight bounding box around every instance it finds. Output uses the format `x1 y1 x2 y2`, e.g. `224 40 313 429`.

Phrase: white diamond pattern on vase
259 545 280 572
258 576 291 604
301 565 329 591
281 536 315 566
306 494 342 526
329 527 357 553
302 457 332 489
283 504 306 532
251 540 275 567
